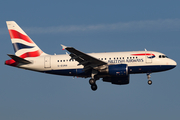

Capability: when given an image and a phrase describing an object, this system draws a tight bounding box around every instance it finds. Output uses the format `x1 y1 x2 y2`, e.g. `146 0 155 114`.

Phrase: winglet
61 44 67 50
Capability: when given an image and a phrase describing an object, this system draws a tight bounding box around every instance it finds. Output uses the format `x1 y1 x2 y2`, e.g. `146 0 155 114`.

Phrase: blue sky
0 0 180 120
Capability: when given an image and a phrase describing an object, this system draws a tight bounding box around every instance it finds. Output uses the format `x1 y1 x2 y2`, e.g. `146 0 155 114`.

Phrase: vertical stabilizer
6 21 47 58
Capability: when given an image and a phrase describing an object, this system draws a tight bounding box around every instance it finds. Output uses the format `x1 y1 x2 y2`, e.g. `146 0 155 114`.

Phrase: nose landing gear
148 79 152 85
147 73 152 85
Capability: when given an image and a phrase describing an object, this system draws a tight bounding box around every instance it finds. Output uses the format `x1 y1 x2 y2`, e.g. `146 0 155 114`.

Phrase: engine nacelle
103 75 129 85
108 64 128 76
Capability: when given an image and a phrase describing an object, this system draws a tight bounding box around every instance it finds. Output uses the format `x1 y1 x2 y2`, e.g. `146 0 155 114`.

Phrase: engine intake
108 64 128 76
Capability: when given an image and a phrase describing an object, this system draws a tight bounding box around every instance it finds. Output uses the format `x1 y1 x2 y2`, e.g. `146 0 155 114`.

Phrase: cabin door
44 57 51 68
145 52 152 63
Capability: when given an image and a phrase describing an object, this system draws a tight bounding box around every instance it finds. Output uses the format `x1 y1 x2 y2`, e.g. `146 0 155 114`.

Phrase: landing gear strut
147 73 152 85
89 70 98 91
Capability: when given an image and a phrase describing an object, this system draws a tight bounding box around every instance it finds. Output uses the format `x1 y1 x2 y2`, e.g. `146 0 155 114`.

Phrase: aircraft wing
61 45 107 71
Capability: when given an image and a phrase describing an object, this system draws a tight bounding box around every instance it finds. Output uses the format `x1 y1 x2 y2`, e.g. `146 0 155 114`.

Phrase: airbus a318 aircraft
5 21 177 91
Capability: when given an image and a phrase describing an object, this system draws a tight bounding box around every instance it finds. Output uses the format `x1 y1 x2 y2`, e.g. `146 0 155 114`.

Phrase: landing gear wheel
148 80 152 85
91 84 97 91
89 79 95 85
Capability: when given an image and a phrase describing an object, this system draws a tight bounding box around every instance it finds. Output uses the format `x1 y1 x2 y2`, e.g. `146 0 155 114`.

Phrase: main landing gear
89 79 97 91
89 70 99 91
147 73 152 85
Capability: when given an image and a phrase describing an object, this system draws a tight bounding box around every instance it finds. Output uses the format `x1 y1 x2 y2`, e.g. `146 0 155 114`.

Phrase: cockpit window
162 55 166 58
159 55 168 58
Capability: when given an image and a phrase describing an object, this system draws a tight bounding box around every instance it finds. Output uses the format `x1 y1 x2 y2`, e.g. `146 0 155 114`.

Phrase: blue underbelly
43 65 176 76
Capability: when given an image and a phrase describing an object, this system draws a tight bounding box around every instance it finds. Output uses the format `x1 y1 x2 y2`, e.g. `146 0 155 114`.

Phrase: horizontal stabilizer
7 54 31 64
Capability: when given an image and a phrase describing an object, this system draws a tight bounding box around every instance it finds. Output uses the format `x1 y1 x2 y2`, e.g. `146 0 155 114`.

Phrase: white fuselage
19 51 176 77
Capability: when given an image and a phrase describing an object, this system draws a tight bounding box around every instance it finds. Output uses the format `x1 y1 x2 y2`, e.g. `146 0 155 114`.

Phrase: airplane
5 21 177 91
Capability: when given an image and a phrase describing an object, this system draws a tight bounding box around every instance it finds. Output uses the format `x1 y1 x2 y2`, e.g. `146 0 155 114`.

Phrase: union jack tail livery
5 21 47 66
6 21 47 57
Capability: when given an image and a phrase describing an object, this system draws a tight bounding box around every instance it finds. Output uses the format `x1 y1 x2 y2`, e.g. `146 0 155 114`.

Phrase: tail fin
6 21 47 58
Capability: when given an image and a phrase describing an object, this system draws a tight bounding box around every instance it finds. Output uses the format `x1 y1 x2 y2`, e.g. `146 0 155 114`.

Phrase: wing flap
61 45 107 70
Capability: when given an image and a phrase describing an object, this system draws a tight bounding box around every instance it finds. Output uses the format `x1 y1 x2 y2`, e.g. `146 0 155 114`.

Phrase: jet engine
108 64 128 76
101 64 129 85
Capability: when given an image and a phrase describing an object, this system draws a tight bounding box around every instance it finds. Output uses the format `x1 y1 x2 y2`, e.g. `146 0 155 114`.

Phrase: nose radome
170 59 177 66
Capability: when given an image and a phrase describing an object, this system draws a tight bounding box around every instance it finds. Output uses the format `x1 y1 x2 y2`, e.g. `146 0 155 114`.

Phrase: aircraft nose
169 59 177 67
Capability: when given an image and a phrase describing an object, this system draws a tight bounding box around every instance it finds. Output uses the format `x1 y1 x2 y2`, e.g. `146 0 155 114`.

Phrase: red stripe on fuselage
8 30 34 43
131 53 155 56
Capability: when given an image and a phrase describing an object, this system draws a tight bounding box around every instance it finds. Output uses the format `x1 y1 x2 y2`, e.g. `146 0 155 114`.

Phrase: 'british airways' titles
108 59 144 63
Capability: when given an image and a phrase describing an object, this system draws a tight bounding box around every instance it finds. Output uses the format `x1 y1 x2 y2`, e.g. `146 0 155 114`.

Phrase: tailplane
7 54 32 64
